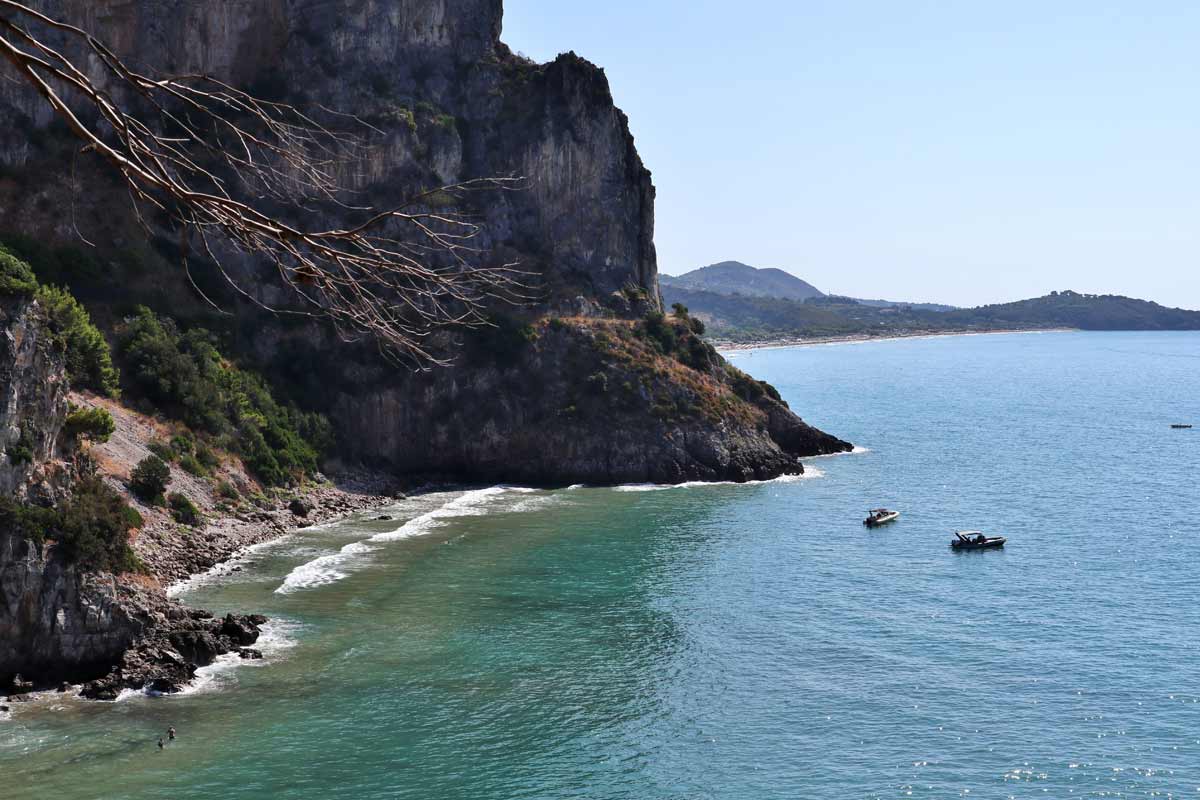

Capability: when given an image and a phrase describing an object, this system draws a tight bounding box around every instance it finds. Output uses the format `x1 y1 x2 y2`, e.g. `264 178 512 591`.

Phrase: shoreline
712 327 1077 353
147 472 401 591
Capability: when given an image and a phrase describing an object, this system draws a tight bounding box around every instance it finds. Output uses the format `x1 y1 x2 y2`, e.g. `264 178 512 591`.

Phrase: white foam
167 535 296 597
368 487 512 544
274 538 377 594
612 470 824 492
807 445 871 458
275 488 522 594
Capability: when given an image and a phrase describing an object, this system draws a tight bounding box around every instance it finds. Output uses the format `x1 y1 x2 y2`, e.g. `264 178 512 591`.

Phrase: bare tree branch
0 0 533 367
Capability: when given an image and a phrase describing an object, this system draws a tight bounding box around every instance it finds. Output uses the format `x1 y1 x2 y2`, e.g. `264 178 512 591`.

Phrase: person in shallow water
157 738 164 750
168 727 176 741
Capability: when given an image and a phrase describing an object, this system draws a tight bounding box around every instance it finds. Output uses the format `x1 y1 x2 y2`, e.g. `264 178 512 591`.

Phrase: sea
2 330 1198 799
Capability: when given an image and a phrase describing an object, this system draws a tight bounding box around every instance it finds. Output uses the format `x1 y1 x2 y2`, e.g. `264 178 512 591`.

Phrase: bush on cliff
64 406 116 443
58 477 145 573
35 285 120 397
0 496 59 544
129 454 171 505
0 479 143 573
116 308 329 485
0 244 38 296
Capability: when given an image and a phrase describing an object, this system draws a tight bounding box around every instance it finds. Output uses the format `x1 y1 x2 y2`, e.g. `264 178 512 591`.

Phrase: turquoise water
3 330 1199 798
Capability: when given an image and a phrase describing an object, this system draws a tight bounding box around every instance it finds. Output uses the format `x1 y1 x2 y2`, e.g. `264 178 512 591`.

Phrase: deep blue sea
3 330 1199 799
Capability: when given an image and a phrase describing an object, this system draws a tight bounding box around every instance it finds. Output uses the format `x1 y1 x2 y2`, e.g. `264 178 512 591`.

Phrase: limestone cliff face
0 297 70 498
2 0 657 305
0 294 146 686
0 532 152 684
337 318 851 484
0 0 847 484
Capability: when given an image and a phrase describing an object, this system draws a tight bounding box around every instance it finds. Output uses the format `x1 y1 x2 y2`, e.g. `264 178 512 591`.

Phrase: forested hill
662 286 1200 341
660 262 825 301
940 291 1200 330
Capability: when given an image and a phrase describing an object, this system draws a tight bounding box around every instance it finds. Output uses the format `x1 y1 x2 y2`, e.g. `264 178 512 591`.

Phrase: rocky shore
141 475 399 588
2 473 397 703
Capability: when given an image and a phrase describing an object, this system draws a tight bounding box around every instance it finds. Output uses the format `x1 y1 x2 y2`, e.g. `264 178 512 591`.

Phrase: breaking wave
612 469 824 492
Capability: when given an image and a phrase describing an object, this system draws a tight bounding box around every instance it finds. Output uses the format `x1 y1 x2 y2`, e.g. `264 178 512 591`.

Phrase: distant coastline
713 327 1078 353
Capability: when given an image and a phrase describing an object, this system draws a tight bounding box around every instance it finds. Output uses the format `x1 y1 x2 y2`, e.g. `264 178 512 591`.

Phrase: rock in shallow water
80 612 265 700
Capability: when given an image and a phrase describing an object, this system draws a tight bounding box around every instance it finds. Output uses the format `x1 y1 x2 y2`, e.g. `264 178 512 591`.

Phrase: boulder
288 498 313 517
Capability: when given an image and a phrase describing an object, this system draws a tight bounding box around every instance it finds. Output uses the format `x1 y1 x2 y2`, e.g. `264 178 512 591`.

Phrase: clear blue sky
502 1 1200 308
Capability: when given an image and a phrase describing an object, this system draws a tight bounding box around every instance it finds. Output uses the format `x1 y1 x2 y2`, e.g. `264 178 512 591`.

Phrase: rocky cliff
0 295 70 498
0 0 849 484
0 287 269 696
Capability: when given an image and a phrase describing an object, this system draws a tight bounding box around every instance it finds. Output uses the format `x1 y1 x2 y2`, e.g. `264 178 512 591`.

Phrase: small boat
951 530 1006 550
1171 424 1193 429
863 508 900 528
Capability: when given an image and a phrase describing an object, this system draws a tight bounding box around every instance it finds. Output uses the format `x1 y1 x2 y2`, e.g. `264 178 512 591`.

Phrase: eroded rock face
336 320 852 485
0 532 151 686
1 0 657 305
0 297 69 499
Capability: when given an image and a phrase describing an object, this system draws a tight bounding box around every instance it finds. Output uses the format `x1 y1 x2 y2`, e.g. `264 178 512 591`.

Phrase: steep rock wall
0 0 848 483
0 293 145 686
0 532 152 684
0 296 69 498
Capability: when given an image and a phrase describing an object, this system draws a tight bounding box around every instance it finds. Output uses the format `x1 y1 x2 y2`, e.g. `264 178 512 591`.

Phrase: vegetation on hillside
63 406 116 443
0 478 144 574
0 243 39 296
117 308 332 486
0 244 120 395
129 455 171 505
664 285 1200 341
36 285 121 396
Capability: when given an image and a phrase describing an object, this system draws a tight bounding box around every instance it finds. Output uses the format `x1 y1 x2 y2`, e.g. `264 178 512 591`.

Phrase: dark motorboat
950 530 1006 550
1171 424 1193 429
863 508 900 528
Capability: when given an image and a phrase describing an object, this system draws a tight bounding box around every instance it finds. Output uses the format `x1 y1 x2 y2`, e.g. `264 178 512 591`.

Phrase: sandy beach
712 327 1077 353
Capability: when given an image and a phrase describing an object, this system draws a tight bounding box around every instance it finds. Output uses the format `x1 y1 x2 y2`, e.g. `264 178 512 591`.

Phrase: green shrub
0 496 59 544
195 442 220 470
129 454 171 504
638 311 678 355
167 492 201 526
63 406 116 443
0 244 38 296
217 480 239 500
169 432 194 456
35 285 120 396
147 440 175 463
178 453 208 477
57 477 144 573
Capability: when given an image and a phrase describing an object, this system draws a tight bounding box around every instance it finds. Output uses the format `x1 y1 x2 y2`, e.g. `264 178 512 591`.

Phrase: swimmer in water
157 738 164 750
168 727 176 741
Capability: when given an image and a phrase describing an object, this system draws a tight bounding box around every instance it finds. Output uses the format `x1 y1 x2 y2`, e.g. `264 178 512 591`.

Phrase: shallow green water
3 331 1199 798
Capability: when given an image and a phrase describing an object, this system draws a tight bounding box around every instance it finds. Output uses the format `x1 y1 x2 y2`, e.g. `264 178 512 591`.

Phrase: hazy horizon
504 1 1200 309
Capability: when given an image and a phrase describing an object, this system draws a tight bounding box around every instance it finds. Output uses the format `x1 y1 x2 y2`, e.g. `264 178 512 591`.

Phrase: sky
502 1 1200 308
